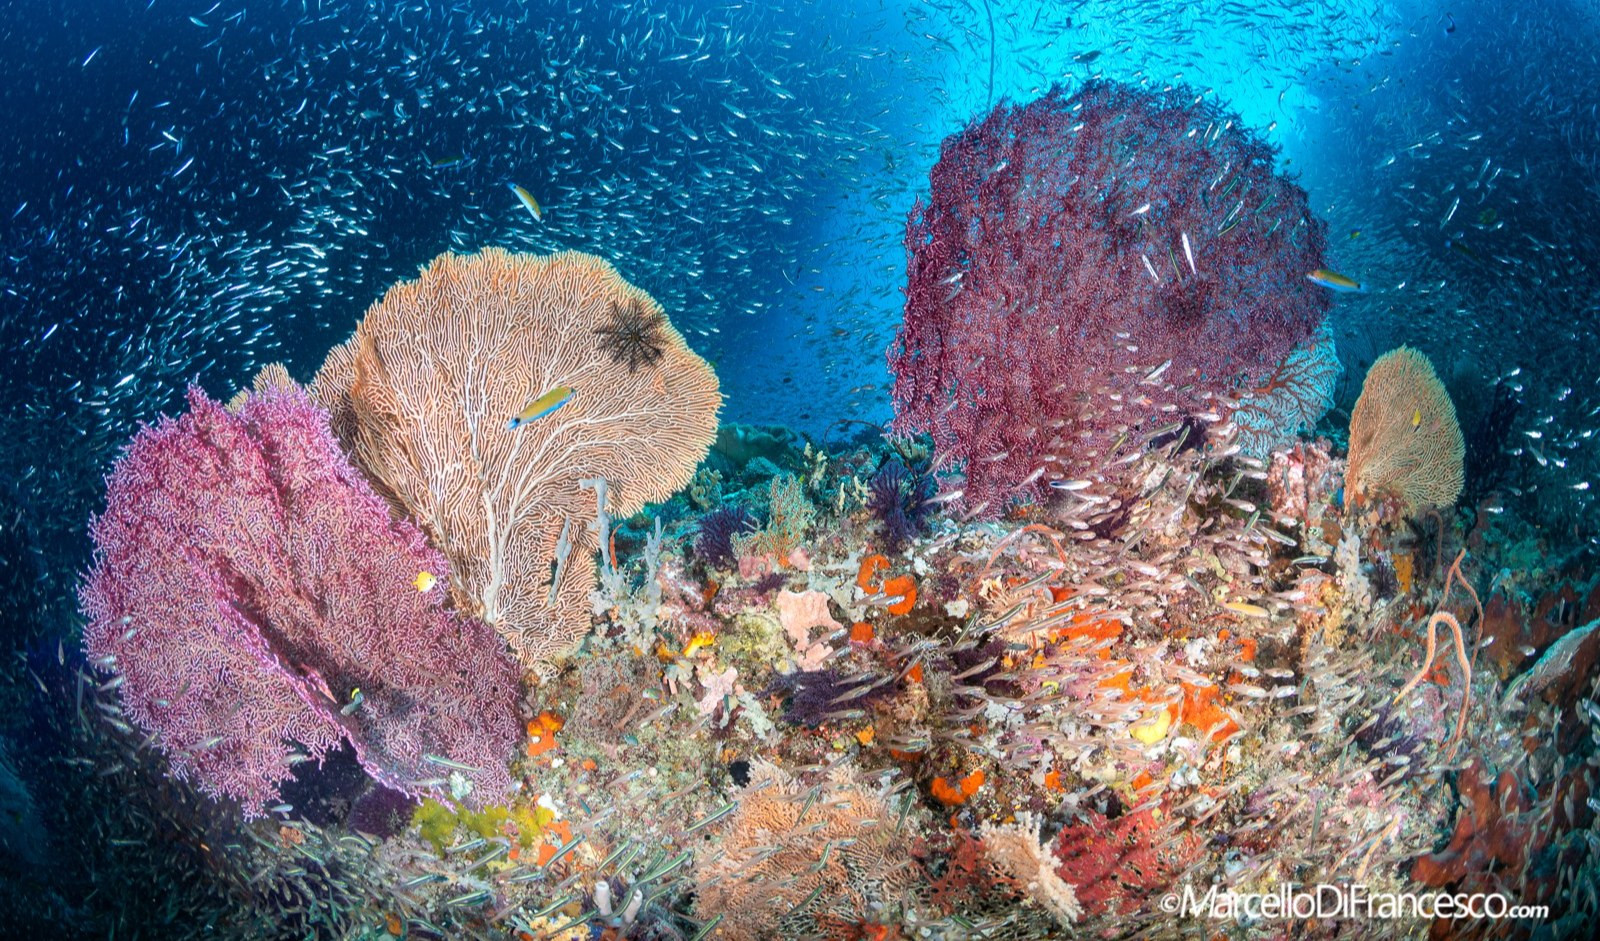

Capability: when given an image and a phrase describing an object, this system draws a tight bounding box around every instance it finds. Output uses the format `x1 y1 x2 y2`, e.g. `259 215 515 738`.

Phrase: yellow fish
508 385 574 429
1222 601 1271 619
1412 409 1423 428
1305 268 1365 293
508 182 543 222
413 571 438 592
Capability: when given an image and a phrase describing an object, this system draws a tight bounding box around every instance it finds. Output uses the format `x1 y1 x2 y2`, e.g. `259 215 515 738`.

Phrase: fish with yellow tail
507 182 543 222
508 385 575 429
1305 268 1366 293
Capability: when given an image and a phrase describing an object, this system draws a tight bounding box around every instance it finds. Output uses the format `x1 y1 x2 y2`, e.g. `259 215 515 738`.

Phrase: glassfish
508 385 574 429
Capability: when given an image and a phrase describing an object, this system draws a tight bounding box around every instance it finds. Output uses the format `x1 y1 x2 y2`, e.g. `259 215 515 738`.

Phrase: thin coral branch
1392 610 1472 756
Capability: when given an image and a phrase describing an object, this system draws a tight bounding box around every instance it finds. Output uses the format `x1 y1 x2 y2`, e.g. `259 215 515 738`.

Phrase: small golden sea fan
692 761 928 938
1346 346 1464 515
308 248 721 673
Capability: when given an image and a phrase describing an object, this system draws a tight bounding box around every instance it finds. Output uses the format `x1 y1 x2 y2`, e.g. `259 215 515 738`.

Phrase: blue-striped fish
508 385 574 429
507 182 543 221
1305 267 1365 292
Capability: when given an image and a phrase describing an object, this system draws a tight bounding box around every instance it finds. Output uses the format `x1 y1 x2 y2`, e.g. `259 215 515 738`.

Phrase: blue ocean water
3 0 1600 937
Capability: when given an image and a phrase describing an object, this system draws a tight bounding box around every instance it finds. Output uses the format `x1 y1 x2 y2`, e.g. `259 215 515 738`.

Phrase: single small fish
1305 268 1365 292
413 570 438 592
423 754 482 773
507 182 543 221
508 385 574 429
340 688 364 716
1222 601 1271 619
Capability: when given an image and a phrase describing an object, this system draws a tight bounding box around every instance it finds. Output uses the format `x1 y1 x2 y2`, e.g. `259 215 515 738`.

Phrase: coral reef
56 88 1600 941
307 248 721 673
79 386 520 815
888 80 1328 515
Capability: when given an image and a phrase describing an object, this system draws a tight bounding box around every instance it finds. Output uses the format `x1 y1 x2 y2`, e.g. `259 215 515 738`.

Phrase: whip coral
889 80 1328 514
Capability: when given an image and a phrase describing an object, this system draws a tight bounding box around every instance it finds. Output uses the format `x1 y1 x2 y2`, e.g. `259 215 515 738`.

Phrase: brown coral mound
1346 346 1464 515
309 248 720 672
692 761 926 939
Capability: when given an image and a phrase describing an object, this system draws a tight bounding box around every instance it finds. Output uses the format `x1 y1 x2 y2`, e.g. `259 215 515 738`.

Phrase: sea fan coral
78 386 520 816
1051 806 1202 917
1231 322 1341 459
692 761 927 938
307 248 721 672
888 80 1328 515
1346 346 1465 515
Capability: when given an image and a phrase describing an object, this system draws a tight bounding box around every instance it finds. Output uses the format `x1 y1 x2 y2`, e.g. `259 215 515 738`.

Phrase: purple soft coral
79 386 520 817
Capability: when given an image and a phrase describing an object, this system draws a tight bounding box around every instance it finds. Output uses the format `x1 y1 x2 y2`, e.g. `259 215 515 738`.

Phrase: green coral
732 474 815 562
413 799 459 855
721 610 789 670
688 467 724 511
410 799 556 855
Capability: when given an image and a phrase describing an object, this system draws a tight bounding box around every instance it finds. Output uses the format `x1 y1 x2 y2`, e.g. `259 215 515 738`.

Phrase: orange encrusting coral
1179 682 1241 740
857 553 890 592
881 574 918 615
524 711 564 758
931 769 986 806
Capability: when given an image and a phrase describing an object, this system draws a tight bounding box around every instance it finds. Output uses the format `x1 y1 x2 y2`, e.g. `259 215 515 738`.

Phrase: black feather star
594 297 667 373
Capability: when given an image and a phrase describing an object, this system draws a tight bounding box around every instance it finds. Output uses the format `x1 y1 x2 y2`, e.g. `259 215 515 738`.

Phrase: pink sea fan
79 386 520 817
889 81 1329 515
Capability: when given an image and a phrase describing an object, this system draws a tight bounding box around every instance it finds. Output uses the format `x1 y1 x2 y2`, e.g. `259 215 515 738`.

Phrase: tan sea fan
309 248 720 673
1346 346 1464 515
693 760 927 938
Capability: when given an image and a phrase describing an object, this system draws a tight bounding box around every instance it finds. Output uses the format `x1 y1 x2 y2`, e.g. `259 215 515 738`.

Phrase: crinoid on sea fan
594 296 668 373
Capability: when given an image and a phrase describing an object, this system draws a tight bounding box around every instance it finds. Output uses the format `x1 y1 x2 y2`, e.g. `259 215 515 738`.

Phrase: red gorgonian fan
888 81 1329 515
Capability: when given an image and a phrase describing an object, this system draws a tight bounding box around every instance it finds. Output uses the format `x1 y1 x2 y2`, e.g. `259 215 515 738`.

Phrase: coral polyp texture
309 247 721 673
1346 345 1466 515
888 80 1329 514
78 386 520 816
